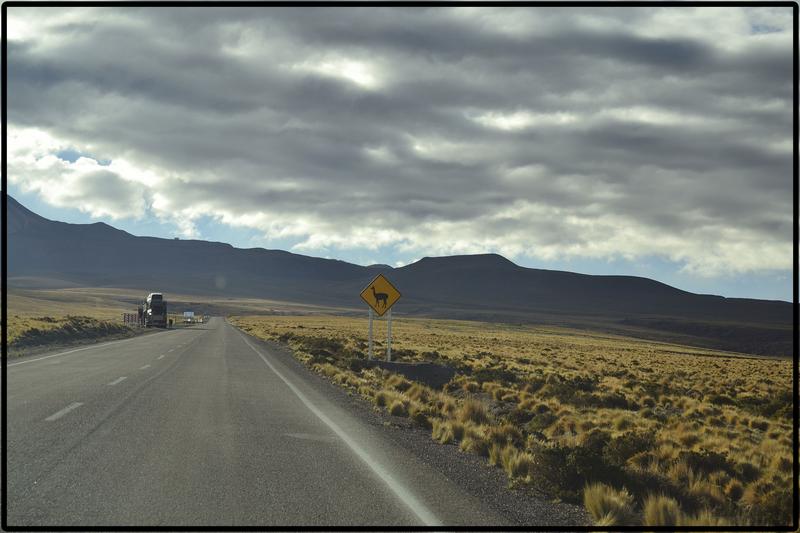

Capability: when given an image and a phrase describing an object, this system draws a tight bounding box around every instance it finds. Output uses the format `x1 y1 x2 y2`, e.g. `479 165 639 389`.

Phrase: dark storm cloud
6 6 793 273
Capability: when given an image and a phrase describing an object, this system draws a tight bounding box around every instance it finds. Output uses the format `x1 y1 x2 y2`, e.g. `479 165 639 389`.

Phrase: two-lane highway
7 317 509 527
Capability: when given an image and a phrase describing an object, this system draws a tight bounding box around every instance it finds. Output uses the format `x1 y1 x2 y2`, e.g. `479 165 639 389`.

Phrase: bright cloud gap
6 5 793 293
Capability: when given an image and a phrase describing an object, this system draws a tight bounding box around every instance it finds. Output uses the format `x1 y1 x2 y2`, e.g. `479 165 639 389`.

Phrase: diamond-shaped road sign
360 274 402 317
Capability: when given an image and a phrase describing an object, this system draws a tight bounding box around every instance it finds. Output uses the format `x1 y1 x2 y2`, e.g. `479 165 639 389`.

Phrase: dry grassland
6 286 342 348
8 290 134 348
230 314 793 527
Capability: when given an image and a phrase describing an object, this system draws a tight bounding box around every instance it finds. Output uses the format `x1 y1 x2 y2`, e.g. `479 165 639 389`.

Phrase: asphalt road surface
6 317 509 527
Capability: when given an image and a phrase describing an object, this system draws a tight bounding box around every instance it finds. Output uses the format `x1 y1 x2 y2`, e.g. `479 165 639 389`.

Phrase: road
6 317 509 527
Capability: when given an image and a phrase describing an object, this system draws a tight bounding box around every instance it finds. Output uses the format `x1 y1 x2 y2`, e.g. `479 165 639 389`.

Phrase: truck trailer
143 293 168 328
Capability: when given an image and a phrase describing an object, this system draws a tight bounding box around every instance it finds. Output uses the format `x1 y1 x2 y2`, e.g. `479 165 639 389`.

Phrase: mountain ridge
7 195 792 356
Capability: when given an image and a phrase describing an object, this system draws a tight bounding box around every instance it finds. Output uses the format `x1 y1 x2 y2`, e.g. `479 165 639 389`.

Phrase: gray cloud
6 5 793 275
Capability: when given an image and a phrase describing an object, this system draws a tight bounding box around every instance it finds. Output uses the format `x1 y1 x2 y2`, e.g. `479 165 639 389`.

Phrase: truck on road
141 293 168 328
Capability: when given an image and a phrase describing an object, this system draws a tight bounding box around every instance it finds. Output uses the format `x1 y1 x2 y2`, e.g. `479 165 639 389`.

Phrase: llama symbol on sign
360 274 401 316
371 285 388 308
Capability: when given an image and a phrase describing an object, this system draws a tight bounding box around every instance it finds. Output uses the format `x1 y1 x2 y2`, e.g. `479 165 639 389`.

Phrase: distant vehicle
143 293 168 328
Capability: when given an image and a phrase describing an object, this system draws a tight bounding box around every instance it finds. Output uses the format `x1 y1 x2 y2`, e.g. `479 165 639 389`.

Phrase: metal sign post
368 307 374 360
386 308 392 361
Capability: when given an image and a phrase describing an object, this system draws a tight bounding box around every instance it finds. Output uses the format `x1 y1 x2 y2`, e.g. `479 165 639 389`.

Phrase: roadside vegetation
8 315 136 352
7 288 210 353
231 314 792 526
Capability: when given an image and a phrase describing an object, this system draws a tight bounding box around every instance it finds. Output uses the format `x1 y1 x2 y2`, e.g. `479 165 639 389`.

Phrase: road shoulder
234 324 590 527
7 327 164 361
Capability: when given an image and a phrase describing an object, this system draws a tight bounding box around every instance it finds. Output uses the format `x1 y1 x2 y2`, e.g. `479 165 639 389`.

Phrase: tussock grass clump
434 395 457 418
488 443 505 467
314 363 340 379
374 389 391 407
459 425 491 457
432 419 465 444
388 400 408 417
462 381 480 393
230 313 793 527
385 373 412 392
406 383 431 402
501 446 534 479
770 455 792 474
456 398 491 425
642 494 682 526
374 388 408 410
680 509 731 526
583 483 634 526
485 423 523 447
408 402 432 429
724 479 744 501
613 416 632 431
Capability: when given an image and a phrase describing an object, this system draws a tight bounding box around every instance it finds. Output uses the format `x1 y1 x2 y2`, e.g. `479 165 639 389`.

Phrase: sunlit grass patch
229 313 793 526
9 314 133 350
584 483 634 526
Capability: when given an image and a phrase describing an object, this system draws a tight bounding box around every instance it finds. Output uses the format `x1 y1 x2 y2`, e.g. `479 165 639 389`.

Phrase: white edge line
7 332 160 368
45 402 84 421
238 332 441 527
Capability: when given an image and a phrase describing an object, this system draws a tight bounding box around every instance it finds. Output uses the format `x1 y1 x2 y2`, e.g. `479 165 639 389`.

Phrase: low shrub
473 366 518 384
347 357 369 372
604 431 655 467
522 377 546 394
507 407 535 425
723 479 744 501
746 487 792 526
706 393 736 406
524 412 557 432
677 449 734 476
300 336 345 356
734 461 761 483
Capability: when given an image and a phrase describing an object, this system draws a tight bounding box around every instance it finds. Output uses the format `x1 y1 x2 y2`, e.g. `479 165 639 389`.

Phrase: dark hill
7 195 793 356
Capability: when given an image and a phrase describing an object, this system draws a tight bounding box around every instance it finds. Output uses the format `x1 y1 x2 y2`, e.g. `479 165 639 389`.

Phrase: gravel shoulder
237 326 590 527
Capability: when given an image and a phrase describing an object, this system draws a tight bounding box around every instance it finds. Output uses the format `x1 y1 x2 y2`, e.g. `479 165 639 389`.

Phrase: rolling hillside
7 195 793 356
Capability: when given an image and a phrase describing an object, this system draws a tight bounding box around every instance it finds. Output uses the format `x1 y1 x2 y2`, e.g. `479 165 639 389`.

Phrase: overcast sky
6 6 794 300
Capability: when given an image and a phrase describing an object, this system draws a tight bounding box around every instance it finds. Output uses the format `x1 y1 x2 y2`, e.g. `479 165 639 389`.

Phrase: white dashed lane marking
139 365 151 370
108 377 127 386
45 402 84 422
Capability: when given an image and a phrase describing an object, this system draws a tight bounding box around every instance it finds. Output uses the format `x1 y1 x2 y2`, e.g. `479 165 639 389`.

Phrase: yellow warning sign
360 274 402 317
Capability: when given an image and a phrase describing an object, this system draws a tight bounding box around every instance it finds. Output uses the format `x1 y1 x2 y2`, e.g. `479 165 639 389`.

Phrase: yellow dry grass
230 313 793 526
